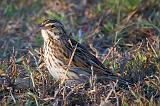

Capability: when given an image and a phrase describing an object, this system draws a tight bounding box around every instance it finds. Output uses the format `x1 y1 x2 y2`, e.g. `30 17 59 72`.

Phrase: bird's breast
43 40 66 80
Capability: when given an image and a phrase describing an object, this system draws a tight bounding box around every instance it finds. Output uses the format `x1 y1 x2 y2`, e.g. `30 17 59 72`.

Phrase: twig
10 87 16 103
61 41 78 85
102 38 121 63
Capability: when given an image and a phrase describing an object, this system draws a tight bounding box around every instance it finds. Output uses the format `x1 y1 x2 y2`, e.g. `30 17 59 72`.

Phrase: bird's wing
60 38 132 86
62 38 115 77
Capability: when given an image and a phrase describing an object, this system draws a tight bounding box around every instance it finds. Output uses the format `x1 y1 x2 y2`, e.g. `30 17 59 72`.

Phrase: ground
0 0 160 105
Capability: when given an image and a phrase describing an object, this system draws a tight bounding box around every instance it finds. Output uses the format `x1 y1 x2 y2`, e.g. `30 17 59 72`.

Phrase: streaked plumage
40 19 130 85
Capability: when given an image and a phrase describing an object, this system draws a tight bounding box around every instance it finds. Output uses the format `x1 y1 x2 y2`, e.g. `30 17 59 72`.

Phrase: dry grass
0 0 160 105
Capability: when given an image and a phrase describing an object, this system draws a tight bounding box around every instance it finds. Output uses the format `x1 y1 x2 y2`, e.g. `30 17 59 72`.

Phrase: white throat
41 29 59 41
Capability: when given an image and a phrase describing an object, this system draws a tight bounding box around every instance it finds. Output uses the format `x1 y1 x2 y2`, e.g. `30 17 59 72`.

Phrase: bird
40 19 131 86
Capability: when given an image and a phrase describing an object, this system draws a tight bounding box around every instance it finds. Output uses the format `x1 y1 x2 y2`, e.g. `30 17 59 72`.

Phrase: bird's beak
39 24 45 29
39 25 43 29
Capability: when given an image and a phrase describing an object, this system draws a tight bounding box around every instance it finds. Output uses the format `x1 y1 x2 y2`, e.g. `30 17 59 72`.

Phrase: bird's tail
99 73 134 89
117 77 134 89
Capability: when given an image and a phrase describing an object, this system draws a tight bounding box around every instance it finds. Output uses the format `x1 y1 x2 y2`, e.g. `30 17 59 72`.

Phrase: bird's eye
51 24 55 28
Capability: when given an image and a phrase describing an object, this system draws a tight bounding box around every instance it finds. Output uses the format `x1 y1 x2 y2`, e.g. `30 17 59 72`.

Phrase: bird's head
40 19 67 41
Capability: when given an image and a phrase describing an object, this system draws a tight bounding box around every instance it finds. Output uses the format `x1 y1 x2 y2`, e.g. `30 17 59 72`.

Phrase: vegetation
0 0 159 105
